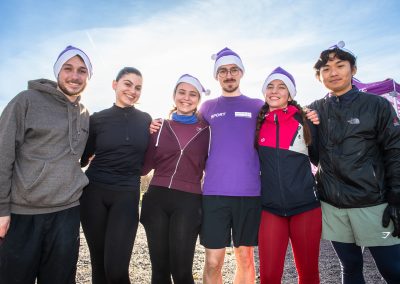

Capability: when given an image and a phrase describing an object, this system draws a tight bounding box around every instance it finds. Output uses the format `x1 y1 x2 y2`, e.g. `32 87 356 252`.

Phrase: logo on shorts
381 232 391 239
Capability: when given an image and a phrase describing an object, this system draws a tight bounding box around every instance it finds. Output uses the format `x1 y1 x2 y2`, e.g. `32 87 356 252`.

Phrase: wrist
387 191 400 206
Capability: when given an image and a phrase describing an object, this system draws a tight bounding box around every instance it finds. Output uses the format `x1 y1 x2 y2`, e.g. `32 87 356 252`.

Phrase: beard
221 79 239 93
222 86 239 93
58 80 87 97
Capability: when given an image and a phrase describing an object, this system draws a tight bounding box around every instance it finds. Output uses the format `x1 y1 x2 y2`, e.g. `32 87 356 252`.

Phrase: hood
28 78 85 155
28 79 82 105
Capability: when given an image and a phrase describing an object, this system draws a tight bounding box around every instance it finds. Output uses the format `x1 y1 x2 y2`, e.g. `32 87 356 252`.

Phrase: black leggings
80 184 140 284
140 186 202 284
331 241 400 284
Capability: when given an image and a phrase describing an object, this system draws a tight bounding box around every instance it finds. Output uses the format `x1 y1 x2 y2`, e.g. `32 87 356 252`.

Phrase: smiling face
319 53 357 96
113 73 142 107
57 55 89 101
264 79 291 112
174 82 201 115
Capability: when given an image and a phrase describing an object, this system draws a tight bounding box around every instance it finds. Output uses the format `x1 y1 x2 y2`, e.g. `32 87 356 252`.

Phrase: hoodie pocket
12 155 88 207
15 159 47 190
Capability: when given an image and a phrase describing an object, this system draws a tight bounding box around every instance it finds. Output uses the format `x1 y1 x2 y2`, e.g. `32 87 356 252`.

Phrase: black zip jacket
81 104 152 189
309 87 400 208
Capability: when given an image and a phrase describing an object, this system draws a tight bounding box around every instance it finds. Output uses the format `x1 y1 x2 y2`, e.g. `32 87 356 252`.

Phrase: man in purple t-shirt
200 47 264 284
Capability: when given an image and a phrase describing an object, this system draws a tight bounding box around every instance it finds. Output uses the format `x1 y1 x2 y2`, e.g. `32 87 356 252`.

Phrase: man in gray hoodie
0 45 92 284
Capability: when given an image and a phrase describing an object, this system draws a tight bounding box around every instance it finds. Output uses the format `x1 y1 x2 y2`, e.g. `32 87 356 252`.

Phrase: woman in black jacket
80 67 151 284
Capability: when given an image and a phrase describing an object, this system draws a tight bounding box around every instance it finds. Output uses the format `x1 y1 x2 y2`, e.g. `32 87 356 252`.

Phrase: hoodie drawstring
67 102 82 155
155 119 165 147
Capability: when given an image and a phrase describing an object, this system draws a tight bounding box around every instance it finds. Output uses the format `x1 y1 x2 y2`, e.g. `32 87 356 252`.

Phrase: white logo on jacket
347 118 360 124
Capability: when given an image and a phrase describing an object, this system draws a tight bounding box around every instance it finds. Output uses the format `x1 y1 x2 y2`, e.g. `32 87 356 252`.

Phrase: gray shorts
321 201 400 246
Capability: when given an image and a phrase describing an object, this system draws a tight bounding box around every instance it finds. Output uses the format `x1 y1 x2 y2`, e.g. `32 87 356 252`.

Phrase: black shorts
200 195 261 249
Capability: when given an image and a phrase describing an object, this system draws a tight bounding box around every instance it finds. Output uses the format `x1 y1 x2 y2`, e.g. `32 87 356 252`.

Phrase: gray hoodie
0 79 90 215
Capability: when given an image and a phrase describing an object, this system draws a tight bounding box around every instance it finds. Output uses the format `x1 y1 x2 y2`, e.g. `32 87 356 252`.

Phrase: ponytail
288 100 312 146
255 103 269 148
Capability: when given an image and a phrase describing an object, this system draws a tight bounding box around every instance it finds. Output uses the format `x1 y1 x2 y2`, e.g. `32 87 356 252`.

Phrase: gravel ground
76 223 386 284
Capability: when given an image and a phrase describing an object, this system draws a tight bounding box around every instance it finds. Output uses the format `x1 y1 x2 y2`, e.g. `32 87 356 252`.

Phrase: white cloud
1 0 399 116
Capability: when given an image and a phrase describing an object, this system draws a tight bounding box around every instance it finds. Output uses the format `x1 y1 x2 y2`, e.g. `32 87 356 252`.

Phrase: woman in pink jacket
256 67 321 284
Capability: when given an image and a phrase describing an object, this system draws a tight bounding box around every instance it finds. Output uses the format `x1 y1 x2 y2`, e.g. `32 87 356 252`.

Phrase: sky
1 0 399 118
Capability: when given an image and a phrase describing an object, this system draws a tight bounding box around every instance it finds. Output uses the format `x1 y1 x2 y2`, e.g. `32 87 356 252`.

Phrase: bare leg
233 246 255 284
203 248 226 284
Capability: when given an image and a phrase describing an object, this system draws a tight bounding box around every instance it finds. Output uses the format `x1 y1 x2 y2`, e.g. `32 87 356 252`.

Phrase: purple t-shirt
200 95 264 196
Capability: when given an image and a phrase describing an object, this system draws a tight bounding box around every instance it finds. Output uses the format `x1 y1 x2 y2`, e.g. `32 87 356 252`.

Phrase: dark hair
255 100 312 148
116 67 142 81
313 48 356 78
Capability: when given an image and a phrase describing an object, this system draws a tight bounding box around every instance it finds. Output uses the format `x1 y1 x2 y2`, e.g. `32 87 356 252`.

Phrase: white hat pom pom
211 54 217 60
337 40 345 48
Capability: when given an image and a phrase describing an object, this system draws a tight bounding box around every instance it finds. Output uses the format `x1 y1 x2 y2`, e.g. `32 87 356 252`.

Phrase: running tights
140 186 202 284
258 207 322 284
331 241 400 284
80 184 140 284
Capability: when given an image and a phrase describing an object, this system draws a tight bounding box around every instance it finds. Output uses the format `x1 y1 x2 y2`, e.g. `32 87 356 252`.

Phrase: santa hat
53 45 93 79
327 40 356 58
211 47 244 79
175 74 210 96
261 67 296 98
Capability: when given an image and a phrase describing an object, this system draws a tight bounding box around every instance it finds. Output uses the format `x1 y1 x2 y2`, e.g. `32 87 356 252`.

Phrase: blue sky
1 0 399 117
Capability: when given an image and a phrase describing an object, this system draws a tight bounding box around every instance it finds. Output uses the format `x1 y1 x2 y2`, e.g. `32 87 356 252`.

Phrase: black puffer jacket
309 87 400 208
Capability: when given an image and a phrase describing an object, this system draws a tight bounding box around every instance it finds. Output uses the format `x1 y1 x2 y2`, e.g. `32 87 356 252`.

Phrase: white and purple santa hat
327 40 356 58
175 74 210 96
53 45 93 79
261 67 297 99
211 47 245 79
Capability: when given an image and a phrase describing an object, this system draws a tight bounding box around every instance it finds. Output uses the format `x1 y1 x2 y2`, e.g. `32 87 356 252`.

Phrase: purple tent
353 77 400 117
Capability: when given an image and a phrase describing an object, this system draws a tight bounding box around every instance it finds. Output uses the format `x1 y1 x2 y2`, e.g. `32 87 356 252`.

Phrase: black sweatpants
80 183 140 284
140 185 202 284
0 206 80 284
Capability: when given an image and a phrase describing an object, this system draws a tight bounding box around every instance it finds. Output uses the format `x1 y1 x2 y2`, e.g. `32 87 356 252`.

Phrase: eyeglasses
217 67 240 78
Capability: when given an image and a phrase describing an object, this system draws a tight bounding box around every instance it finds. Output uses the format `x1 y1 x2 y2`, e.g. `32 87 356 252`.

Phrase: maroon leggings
258 207 322 284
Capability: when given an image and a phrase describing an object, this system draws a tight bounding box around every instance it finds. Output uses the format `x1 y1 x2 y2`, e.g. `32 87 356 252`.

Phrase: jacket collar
265 105 298 122
328 85 359 105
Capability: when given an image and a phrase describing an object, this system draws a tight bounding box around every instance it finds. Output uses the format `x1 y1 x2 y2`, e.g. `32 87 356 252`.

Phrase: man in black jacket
308 41 400 284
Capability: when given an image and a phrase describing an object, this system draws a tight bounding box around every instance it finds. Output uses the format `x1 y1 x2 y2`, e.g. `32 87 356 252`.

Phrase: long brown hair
254 99 312 148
